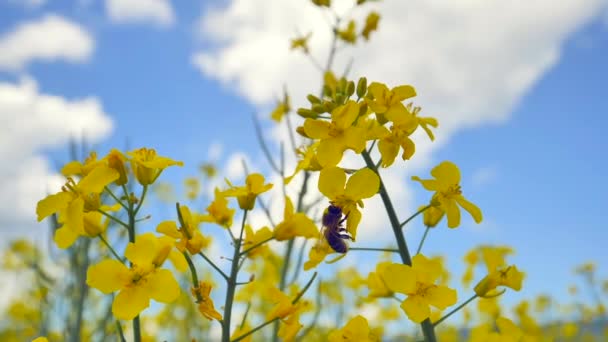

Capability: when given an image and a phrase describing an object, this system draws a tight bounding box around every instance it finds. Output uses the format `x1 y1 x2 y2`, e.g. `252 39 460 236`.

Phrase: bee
322 204 352 253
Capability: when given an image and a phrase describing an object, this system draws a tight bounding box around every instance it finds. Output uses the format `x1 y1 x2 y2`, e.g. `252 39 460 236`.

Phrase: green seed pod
307 94 321 104
357 77 367 98
297 108 317 118
323 85 333 97
312 104 326 113
346 81 355 97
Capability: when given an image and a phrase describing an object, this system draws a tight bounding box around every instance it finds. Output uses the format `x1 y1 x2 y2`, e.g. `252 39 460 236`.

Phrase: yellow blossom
222 173 273 210
274 196 318 241
366 82 416 124
361 12 380 40
200 188 235 228
290 33 312 54
303 101 367 167
156 204 211 255
284 141 323 184
367 261 393 298
61 151 104 177
106 149 129 185
86 233 180 320
423 205 445 228
271 92 291 122
184 177 200 200
382 254 457 323
412 161 482 228
328 315 379 342
318 166 379 240
242 225 273 258
303 237 332 270
338 20 357 44
191 281 222 321
474 265 524 298
128 147 183 186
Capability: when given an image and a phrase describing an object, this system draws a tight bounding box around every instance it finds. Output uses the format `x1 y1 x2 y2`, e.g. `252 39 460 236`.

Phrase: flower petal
125 233 159 266
443 199 461 228
303 119 331 139
316 139 344 167
36 192 72 221
344 168 379 200
382 263 416 294
455 195 482 224
78 165 119 194
54 225 80 249
156 220 181 239
401 295 430 323
318 167 346 199
430 161 460 185
87 259 130 293
145 269 180 303
112 287 150 320
426 285 457 310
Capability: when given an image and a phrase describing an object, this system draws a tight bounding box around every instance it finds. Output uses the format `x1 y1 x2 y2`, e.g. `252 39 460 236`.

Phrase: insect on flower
322 204 352 253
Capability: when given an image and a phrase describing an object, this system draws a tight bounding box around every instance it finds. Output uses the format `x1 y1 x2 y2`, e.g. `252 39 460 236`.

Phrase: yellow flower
222 173 273 210
61 152 104 177
242 225 273 258
231 322 253 342
128 147 183 186
106 149 129 185
290 33 312 54
469 317 524 342
271 92 291 122
408 103 438 141
318 167 379 240
412 161 482 228
266 287 297 320
361 12 380 40
382 254 457 323
55 204 120 248
191 281 222 321
156 204 211 255
278 309 303 342
337 20 357 44
274 197 318 241
367 261 393 298
284 141 323 184
32 338 48 342
474 265 524 298
303 238 333 270
328 315 379 342
200 188 235 228
303 101 367 167
423 205 445 228
86 233 180 320
184 177 200 200
366 82 416 124
37 166 119 248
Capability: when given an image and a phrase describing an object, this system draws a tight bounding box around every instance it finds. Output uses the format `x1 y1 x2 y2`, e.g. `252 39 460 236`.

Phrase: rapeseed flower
222 173 273 210
382 254 457 323
274 196 318 241
128 148 183 186
318 166 379 240
191 281 222 321
303 101 366 167
86 233 180 320
412 161 482 228
328 315 379 342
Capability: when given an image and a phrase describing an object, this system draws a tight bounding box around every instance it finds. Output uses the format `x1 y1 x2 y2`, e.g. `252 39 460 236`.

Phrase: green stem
222 210 248 342
349 247 400 253
116 321 126 342
133 185 148 217
104 186 129 211
98 235 123 262
127 187 141 342
416 226 431 255
433 294 478 327
231 272 317 342
400 205 431 229
361 150 436 342
97 210 129 229
198 252 229 281
240 237 274 256
184 252 200 299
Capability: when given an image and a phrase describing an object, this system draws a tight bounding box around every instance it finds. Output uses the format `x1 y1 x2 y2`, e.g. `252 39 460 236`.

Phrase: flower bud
346 81 355 97
307 94 321 104
312 104 326 114
107 149 128 185
357 77 367 98
297 108 317 119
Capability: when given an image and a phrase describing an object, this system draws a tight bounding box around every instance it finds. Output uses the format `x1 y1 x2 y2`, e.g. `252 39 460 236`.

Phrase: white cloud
105 0 176 27
193 0 607 242
0 77 113 238
471 165 497 188
0 14 94 71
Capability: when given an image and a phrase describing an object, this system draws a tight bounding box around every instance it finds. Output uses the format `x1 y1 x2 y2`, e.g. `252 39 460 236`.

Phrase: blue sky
1 0 607 325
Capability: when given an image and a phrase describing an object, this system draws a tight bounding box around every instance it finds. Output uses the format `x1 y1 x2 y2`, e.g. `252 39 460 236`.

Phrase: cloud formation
105 0 176 27
0 77 113 236
193 0 606 241
0 14 94 71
